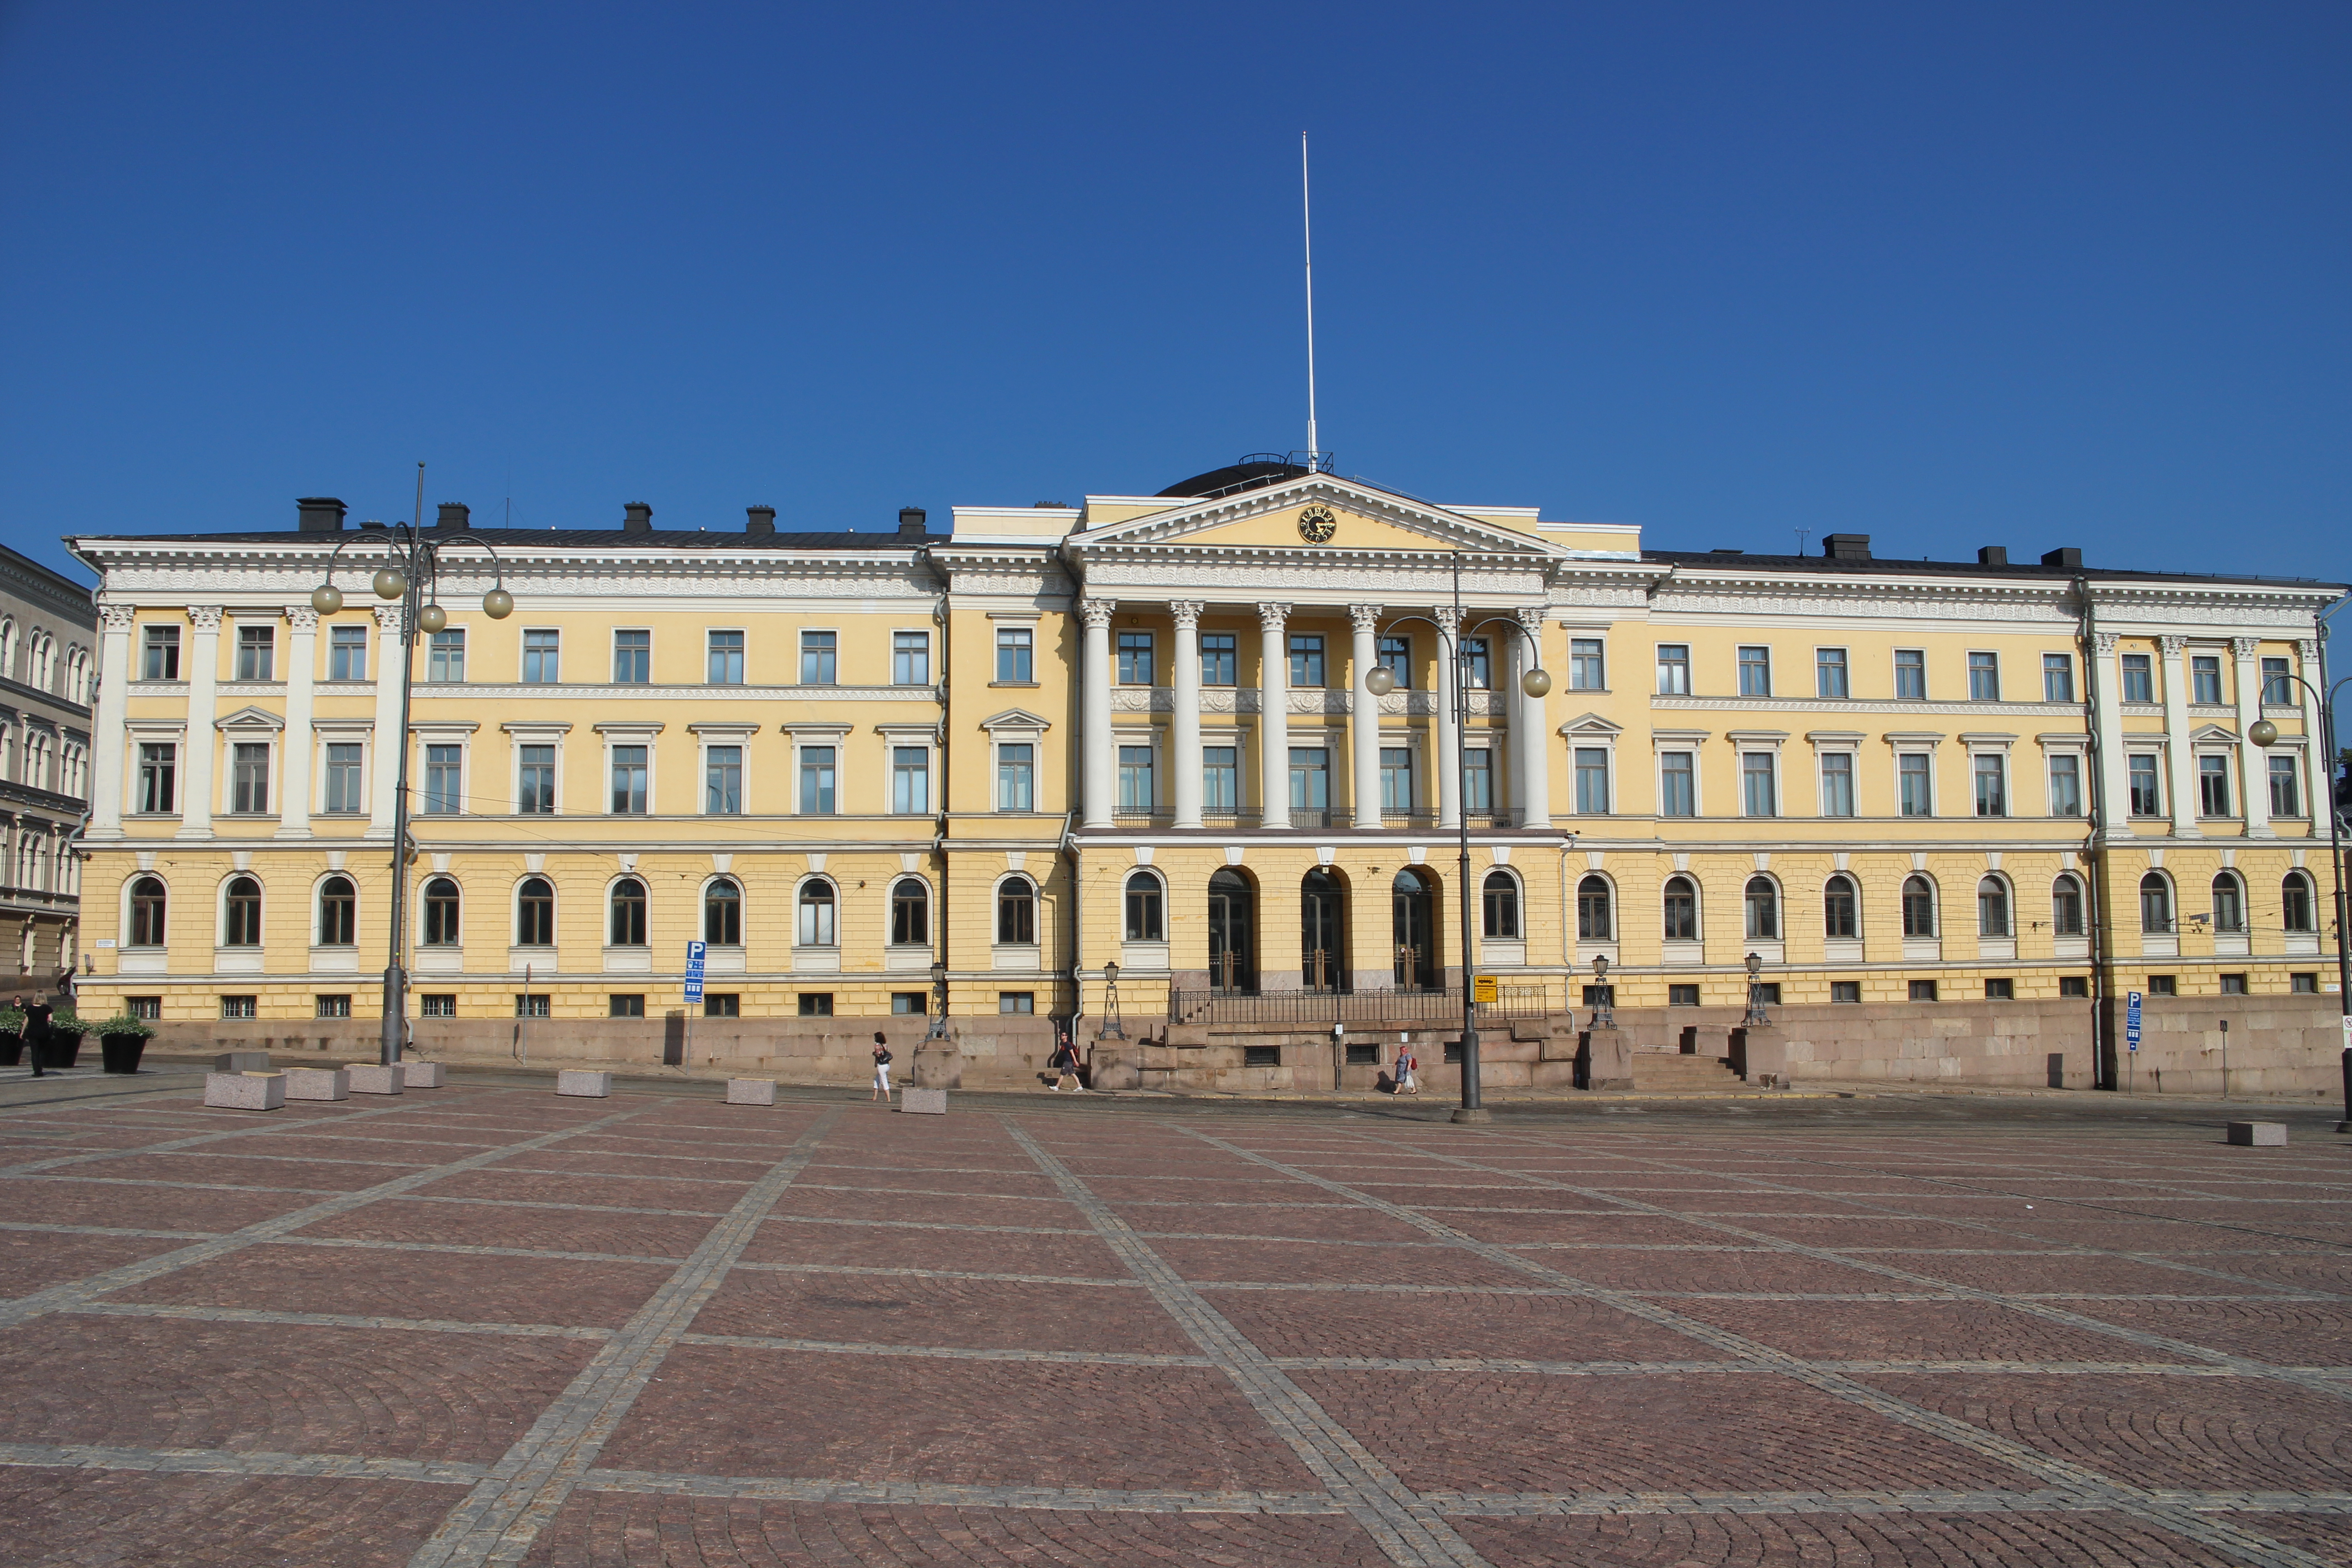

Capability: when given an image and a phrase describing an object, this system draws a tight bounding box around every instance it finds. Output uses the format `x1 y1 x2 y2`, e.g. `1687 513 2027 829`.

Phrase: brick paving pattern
0 1085 2341 1565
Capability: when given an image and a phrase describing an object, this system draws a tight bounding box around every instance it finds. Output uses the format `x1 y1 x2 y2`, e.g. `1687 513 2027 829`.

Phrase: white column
1515 607 1552 828
278 608 317 839
1349 604 1382 828
2232 636 2273 838
368 605 405 839
1434 609 1461 830
88 605 133 839
2159 634 2199 838
1080 598 1115 829
1256 603 1290 829
1170 601 1204 829
181 606 221 839
2092 631 2131 839
2296 637 2325 829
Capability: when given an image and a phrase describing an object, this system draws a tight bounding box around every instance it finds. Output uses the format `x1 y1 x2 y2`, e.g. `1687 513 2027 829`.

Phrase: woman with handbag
870 1033 893 1102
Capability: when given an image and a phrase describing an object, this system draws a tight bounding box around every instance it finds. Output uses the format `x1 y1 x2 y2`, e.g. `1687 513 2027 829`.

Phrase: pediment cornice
1064 475 1559 558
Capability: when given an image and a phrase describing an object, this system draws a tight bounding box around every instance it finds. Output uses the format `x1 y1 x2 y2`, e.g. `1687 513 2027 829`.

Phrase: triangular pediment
979 707 1052 733
2188 723 2240 743
215 705 285 731
1067 475 1559 559
1558 712 1623 737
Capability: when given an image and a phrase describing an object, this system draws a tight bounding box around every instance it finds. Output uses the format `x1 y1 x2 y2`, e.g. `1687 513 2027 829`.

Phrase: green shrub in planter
0 1007 20 1068
94 1014 152 1075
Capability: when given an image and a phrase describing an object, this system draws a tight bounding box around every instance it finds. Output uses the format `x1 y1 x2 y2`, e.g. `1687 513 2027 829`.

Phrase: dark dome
1157 456 1313 500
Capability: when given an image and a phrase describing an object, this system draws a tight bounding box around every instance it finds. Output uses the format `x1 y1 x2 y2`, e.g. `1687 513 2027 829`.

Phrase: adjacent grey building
0 543 94 990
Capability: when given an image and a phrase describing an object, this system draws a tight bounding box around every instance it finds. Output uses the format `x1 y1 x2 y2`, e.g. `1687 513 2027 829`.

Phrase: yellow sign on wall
1472 976 1499 1004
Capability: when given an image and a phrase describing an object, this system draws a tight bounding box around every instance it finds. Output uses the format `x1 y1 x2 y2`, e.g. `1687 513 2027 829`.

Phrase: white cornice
1063 474 1564 557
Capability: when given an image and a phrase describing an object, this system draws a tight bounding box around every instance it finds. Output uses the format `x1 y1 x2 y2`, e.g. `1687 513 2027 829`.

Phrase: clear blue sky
3 2 2347 600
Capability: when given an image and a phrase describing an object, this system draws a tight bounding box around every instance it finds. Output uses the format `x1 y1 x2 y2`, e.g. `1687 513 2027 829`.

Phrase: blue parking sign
2125 990 2142 1052
684 939 707 1004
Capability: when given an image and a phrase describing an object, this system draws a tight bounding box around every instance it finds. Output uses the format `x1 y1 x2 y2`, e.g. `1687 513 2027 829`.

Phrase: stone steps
1628 1053 1745 1092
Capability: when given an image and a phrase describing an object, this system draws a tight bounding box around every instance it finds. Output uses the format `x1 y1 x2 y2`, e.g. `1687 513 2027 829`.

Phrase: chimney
1822 533 1872 560
1977 545 2008 565
622 502 653 534
296 496 347 533
897 507 928 538
436 502 470 530
746 505 776 537
2042 547 2082 569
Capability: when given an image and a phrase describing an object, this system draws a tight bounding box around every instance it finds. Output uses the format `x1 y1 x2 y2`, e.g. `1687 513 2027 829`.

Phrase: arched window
128 876 166 947
1902 875 1936 938
318 876 356 946
423 877 461 946
2139 872 2172 934
891 877 930 946
1662 875 1697 941
1977 876 2010 938
1485 870 1523 940
2210 872 2245 934
790 879 828 950
516 877 555 946
1743 876 1779 941
996 876 1036 945
2052 874 2085 936
1574 874 1610 941
2283 872 2317 933
610 877 647 946
1124 871 1163 942
1823 874 1858 939
222 875 262 946
708 877 745 946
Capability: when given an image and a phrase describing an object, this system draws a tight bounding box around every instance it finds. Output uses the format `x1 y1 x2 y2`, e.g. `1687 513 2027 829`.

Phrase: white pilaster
1170 601 1205 829
1515 607 1551 828
278 608 317 839
368 604 405 839
2297 637 2325 829
180 606 221 839
89 605 133 839
1080 598 1115 829
1434 608 1461 830
1257 603 1290 830
2232 636 2272 838
2092 631 2131 840
2160 635 2199 838
1349 604 1382 828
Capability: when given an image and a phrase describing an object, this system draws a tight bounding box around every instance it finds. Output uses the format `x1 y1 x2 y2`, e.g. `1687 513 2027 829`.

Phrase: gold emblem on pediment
1296 505 1337 544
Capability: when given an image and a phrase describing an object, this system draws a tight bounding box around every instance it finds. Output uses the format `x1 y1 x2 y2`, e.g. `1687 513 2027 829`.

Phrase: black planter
35 1033 81 1070
99 1036 147 1075
0 1033 20 1067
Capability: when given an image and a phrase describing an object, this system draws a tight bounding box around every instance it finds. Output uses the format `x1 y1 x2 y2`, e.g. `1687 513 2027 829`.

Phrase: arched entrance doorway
1207 868 1257 994
1392 867 1439 991
1300 868 1349 992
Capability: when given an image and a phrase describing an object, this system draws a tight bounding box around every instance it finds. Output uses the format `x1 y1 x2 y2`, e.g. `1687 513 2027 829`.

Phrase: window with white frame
996 741 1035 811
799 630 834 684
1117 631 1154 686
323 742 364 813
2120 653 2153 703
427 629 465 682
235 625 274 681
1569 638 1604 691
799 744 836 813
1973 752 2007 817
613 629 650 683
2190 655 2223 705
1894 648 1926 700
1816 648 1848 698
1380 746 1414 813
2127 753 2162 815
329 624 367 681
2048 752 2083 817
1740 751 1775 817
1977 876 2011 937
423 745 462 814
522 629 559 683
996 626 1034 682
1117 745 1155 813
2052 874 2085 936
1967 651 1999 701
706 878 744 945
790 878 829 947
137 742 176 813
2269 754 2303 817
996 876 1037 945
2198 754 2232 816
1203 746 1237 813
1199 632 1235 686
142 624 179 681
891 877 930 945
1655 644 1689 695
1377 635 1412 689
2261 657 2293 705
708 629 745 685
893 631 930 686
231 742 270 813
1819 751 1855 816
892 745 930 813
518 744 556 814
2043 653 2074 702
1737 646 1770 696
1898 752 1933 816
1463 747 1493 814
1573 748 1609 813
610 746 648 814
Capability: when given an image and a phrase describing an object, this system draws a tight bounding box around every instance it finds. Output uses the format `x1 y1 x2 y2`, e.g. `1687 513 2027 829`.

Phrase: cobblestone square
0 1080 2344 1566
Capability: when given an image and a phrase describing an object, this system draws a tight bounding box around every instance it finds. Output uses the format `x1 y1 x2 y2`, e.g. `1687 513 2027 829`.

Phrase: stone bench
725 1078 776 1105
214 1050 271 1073
283 1067 349 1102
346 1063 405 1095
557 1070 612 1098
2226 1121 2287 1147
402 1060 446 1089
899 1086 948 1115
204 1072 285 1111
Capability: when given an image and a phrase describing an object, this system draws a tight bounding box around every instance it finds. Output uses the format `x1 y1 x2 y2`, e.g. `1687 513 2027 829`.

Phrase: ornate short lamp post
1744 951 1770 1028
927 959 949 1041
2250 696 2350 1128
1590 953 1612 1029
1101 959 1124 1039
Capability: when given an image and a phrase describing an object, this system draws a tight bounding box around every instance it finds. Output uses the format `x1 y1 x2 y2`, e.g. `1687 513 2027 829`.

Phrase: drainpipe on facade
1062 818 1083 1041
2075 576 2115 1090
919 545 952 1039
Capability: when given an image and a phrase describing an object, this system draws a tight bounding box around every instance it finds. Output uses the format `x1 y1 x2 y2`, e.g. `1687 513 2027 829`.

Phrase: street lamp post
2249 676 2352 1129
927 960 949 1040
1591 954 1612 1029
310 468 513 1068
1101 960 1124 1039
1744 951 1770 1028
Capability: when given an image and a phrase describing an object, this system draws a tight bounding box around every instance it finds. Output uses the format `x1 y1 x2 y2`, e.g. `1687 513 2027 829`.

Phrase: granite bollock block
2227 1120 2288 1147
899 1086 948 1115
724 1078 776 1105
214 1050 271 1073
203 1072 285 1111
346 1063 405 1095
557 1070 612 1098
402 1060 446 1088
282 1067 350 1102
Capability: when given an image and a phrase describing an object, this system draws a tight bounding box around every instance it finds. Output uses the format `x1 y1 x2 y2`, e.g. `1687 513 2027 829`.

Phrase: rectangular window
608 994 645 1018
997 743 1034 811
1898 754 1932 817
1288 635 1324 688
795 630 831 685
1463 748 1494 814
328 625 367 681
1894 648 1926 701
518 745 556 813
1116 631 1153 685
783 994 819 1018
1199 632 1235 686
428 629 466 682
1574 748 1609 814
1669 984 1701 1007
2219 973 2248 995
1968 651 1999 701
799 745 836 814
893 631 930 686
315 994 351 1018
1737 646 1770 696
420 994 457 1017
705 629 744 684
323 743 364 813
235 625 274 681
232 742 270 813
995 627 1034 682
1377 636 1413 690
522 628 559 683
2128 755 2161 816
1815 647 1848 698
608 745 647 814
127 996 162 1019
2269 754 2301 817
2262 657 2292 706
1202 746 1237 812
999 992 1035 1014
1569 638 1604 691
1819 752 1854 816
2043 653 2074 703
1740 752 1775 817
1381 747 1414 812
2048 754 2082 817
137 743 176 813
423 745 462 815
705 745 743 814
892 992 928 1014
613 629 650 683
2198 755 2231 817
892 746 929 814
1460 637 1491 690
1984 979 2014 1000
1908 980 1938 1002
1831 981 1862 1003
220 995 257 1020
1974 753 2006 817
516 994 551 1018
1289 747 1329 811
1655 644 1689 695
141 625 180 681
2148 974 2177 996
1118 745 1155 813
2292 972 2319 994
2191 655 2222 705
2121 652 2153 703
1658 751 1695 817
2060 976 2090 998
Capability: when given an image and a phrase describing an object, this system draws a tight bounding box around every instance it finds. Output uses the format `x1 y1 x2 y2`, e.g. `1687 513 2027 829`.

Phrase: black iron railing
1169 986 1551 1026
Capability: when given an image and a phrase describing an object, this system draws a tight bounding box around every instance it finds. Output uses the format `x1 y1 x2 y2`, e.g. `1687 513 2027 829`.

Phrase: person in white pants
870 1032 893 1101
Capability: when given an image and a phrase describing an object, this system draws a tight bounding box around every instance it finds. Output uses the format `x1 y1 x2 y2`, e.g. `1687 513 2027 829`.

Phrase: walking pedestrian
1049 1030 1083 1092
23 994 50 1078
870 1031 893 1102
10 994 35 1078
1395 1038 1418 1096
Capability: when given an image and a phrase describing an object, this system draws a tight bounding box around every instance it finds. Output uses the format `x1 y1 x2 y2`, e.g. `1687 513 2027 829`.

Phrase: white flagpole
1302 132 1319 470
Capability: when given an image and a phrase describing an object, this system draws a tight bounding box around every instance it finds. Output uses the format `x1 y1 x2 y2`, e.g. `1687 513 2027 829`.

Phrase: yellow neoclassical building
66 463 2347 1088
